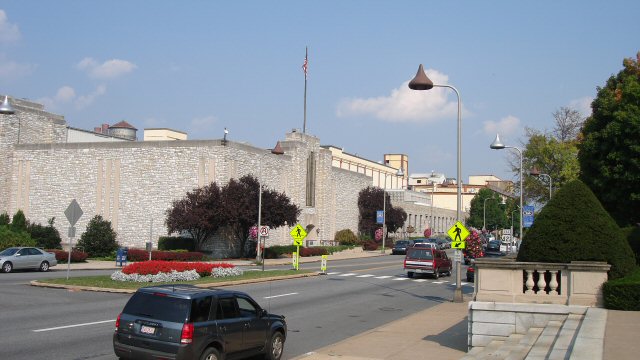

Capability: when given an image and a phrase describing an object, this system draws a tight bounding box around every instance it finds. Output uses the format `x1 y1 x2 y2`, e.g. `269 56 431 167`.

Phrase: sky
1 1 639 182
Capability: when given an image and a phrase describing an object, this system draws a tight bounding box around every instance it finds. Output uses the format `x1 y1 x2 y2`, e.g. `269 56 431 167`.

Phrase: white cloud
55 86 76 103
483 115 521 137
336 69 462 123
75 85 107 109
76 57 137 79
568 97 593 117
0 10 21 43
189 115 217 136
0 54 35 78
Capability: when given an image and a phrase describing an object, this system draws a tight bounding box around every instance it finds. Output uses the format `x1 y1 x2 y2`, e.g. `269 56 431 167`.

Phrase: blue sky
1 1 638 182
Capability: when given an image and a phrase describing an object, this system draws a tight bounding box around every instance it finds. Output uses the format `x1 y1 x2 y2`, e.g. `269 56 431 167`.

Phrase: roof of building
110 120 137 130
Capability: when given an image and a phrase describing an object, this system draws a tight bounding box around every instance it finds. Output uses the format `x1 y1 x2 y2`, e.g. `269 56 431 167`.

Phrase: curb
30 272 320 294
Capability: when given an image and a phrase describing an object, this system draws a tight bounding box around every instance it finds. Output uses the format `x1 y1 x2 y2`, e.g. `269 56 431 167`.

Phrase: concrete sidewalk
292 298 470 360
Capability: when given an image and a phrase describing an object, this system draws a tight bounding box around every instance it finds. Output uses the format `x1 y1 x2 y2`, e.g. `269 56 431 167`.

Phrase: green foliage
0 225 36 249
603 267 640 310
0 212 9 225
578 53 640 227
263 245 298 259
158 236 195 252
357 186 407 238
11 210 27 232
27 217 62 249
335 229 360 246
622 226 640 265
77 215 119 257
467 188 508 231
517 180 635 279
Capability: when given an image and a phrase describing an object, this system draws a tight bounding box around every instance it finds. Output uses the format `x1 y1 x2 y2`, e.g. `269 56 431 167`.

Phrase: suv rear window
123 292 190 323
407 249 434 260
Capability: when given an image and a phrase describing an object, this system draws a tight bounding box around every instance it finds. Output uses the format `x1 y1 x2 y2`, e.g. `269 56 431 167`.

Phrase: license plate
140 325 156 335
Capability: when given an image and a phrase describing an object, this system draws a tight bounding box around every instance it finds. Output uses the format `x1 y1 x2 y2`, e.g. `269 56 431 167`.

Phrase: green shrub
28 218 62 250
11 210 27 232
158 236 195 251
263 245 298 259
335 229 359 246
517 180 636 279
77 215 119 257
0 212 9 225
0 225 36 249
622 226 640 265
603 267 640 310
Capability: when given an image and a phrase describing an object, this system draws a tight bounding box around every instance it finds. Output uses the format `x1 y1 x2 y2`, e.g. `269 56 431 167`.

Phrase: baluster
537 270 547 295
549 270 559 295
525 270 535 294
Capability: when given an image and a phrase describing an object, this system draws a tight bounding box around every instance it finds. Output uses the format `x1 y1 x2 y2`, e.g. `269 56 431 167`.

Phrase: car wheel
434 269 439 279
407 272 414 278
200 347 221 360
39 261 50 272
2 262 12 273
265 331 284 360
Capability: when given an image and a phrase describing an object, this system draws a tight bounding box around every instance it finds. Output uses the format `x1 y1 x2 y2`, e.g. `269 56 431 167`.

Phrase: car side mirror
259 309 268 318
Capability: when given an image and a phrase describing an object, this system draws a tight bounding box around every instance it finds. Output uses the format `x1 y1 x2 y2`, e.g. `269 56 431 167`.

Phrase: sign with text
523 205 535 228
376 210 384 224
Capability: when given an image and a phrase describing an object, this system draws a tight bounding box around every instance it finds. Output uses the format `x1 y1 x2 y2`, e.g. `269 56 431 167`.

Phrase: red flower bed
46 249 88 262
126 249 205 262
122 260 235 276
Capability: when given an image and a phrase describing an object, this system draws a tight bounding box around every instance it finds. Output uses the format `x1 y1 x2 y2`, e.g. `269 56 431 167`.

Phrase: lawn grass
39 269 314 290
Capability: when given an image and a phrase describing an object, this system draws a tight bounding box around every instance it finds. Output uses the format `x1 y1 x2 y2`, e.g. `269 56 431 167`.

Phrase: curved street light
529 166 552 200
490 134 523 242
0 95 15 114
409 64 463 303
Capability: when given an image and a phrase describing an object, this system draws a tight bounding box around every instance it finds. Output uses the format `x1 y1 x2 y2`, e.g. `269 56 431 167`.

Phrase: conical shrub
517 180 635 279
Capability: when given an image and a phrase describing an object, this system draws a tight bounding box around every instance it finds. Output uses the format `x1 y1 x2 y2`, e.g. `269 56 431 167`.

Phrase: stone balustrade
472 258 611 307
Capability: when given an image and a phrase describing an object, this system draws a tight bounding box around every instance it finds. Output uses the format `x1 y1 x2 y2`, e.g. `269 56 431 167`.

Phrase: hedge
158 236 196 252
126 249 206 262
46 249 88 263
603 267 640 310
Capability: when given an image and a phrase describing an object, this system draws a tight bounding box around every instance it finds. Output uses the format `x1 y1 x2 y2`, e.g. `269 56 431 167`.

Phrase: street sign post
64 199 83 280
447 221 469 249
290 224 307 270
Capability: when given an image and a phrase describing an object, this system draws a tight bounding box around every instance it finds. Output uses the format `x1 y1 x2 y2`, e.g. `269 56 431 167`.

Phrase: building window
306 152 316 207
417 179 422 184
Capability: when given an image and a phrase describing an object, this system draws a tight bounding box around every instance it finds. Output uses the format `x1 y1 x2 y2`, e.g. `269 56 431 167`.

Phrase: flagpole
303 46 308 134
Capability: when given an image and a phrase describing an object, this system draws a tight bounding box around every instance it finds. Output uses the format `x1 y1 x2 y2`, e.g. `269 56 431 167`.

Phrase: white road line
33 320 114 332
264 292 298 299
432 281 446 284
326 272 340 275
392 277 409 281
356 274 375 278
374 276 392 279
339 273 356 277
412 279 428 282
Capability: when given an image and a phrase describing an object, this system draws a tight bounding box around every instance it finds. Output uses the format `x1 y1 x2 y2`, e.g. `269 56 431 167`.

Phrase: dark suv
113 285 287 360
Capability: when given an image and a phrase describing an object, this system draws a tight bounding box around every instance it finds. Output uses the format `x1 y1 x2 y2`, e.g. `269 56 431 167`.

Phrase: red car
404 247 452 279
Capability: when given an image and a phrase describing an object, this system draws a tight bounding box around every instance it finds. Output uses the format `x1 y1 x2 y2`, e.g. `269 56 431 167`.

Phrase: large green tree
77 215 118 257
578 52 640 227
467 188 508 231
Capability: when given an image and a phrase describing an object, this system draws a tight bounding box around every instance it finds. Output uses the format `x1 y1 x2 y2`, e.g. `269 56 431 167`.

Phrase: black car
114 285 287 360
485 240 503 256
392 240 413 255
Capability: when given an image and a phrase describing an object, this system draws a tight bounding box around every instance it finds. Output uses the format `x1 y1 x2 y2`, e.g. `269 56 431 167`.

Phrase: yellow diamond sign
447 221 470 249
290 224 307 246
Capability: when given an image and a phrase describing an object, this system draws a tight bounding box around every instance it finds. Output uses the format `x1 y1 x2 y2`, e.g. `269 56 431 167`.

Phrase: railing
473 258 610 306
305 240 340 247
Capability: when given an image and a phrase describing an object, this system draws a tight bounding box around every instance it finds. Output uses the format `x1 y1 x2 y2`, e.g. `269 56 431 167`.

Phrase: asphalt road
0 255 473 360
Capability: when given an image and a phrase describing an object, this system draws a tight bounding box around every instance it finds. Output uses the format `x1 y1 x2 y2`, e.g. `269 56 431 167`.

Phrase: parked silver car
0 247 58 273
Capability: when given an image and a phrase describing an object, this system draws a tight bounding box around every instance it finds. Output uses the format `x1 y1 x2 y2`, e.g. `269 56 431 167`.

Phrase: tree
578 52 640 227
77 215 118 257
517 180 635 279
357 186 407 238
165 182 224 251
11 210 27 232
220 175 300 257
552 107 585 143
0 212 9 226
466 188 508 231
27 217 62 249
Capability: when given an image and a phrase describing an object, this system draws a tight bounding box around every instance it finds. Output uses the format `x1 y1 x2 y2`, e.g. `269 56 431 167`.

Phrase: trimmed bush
11 210 27 232
28 218 62 250
603 267 640 310
264 245 298 259
517 180 636 279
300 247 329 257
362 240 378 251
622 226 640 265
126 249 205 262
77 215 119 257
0 212 9 225
158 236 195 252
335 229 359 246
47 249 88 262
0 225 36 249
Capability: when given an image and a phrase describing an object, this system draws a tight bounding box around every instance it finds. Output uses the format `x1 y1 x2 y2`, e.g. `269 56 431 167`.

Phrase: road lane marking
264 292 298 299
432 281 446 284
339 273 356 277
374 276 392 279
33 320 114 332
392 278 409 281
413 279 428 282
356 274 375 278
326 272 340 275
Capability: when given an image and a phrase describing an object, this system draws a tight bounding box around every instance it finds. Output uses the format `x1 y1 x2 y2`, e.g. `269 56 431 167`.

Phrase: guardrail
473 258 610 306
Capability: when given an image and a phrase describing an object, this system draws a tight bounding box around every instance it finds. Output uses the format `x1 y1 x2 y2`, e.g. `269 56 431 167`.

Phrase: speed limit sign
259 226 269 237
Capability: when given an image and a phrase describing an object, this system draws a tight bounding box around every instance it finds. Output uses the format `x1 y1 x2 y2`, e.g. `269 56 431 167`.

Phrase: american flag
302 53 308 79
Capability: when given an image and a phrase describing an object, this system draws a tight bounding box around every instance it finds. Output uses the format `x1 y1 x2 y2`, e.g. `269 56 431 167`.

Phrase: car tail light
181 323 194 344
115 313 121 332
403 258 406 267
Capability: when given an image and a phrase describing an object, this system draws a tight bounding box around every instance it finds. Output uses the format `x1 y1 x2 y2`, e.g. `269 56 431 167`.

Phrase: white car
0 247 58 273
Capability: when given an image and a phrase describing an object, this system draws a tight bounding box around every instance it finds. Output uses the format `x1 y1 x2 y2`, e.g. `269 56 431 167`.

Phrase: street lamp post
490 134 524 242
382 167 404 254
529 166 552 200
409 64 463 303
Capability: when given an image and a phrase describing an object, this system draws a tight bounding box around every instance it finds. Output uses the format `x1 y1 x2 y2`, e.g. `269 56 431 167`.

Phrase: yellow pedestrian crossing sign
290 224 307 246
447 221 470 249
